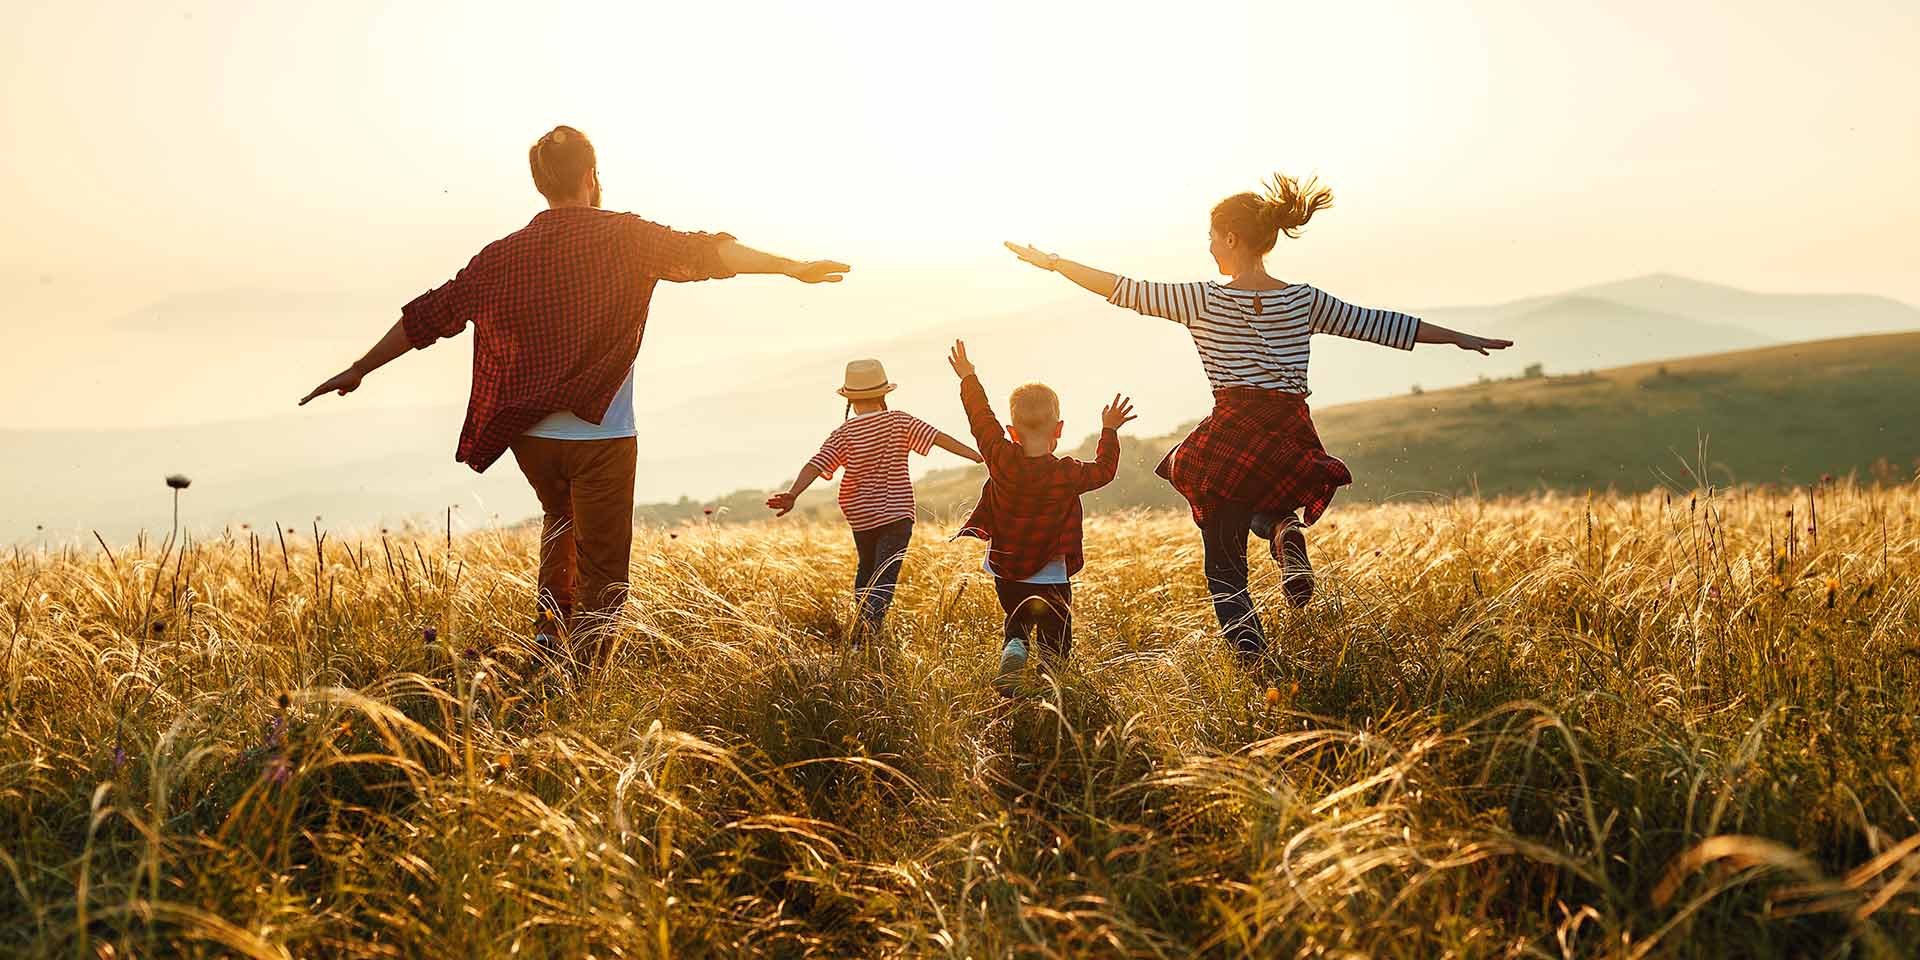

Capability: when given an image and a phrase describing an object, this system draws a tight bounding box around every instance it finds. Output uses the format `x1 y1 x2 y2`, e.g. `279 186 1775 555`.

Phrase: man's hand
300 366 365 405
1454 333 1514 356
1003 241 1059 271
786 260 852 284
765 491 798 517
1101 394 1137 431
947 340 976 380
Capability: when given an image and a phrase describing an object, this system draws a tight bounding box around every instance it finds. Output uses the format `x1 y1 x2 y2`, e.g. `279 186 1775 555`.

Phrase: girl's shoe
1273 524 1314 608
995 637 1029 696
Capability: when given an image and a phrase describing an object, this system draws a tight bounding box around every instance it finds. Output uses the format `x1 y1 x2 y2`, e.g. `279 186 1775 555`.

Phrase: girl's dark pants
851 518 914 630
1200 505 1286 656
994 579 1073 660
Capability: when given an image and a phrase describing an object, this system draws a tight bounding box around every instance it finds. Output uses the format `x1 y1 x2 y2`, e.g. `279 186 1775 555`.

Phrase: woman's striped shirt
1108 278 1420 395
805 409 939 531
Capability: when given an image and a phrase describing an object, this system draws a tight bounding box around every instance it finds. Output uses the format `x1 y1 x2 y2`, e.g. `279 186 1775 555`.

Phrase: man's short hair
1009 383 1060 432
529 125 596 203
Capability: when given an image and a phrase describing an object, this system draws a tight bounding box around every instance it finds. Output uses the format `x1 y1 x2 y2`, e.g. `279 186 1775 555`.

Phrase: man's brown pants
509 435 637 669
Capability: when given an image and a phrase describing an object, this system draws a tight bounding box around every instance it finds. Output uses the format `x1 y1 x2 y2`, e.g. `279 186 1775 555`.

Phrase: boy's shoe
1272 524 1314 608
995 637 1029 697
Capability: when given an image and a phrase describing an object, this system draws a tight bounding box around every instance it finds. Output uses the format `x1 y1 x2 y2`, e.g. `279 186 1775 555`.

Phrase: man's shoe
1273 524 1314 608
995 637 1028 697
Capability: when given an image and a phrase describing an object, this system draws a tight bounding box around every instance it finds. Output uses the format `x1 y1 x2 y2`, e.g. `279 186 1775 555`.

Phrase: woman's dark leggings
851 518 914 630
1200 505 1286 656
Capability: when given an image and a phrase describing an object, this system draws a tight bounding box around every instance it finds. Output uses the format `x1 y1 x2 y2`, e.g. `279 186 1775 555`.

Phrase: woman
1005 174 1511 659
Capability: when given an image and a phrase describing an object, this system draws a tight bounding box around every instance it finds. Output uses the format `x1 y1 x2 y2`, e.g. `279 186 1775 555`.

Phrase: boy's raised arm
949 340 1010 460
1069 394 1133 492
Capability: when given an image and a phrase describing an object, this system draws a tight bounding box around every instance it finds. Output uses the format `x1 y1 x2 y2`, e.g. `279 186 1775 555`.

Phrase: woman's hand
765 491 798 516
1003 242 1059 271
1453 332 1514 356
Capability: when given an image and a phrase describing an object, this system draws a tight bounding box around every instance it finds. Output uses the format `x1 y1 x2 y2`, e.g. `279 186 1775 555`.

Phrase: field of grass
5 481 1920 956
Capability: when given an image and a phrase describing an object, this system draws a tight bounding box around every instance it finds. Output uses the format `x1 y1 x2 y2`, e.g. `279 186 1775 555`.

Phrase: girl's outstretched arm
1415 320 1514 356
766 465 823 517
1005 242 1118 299
932 431 984 464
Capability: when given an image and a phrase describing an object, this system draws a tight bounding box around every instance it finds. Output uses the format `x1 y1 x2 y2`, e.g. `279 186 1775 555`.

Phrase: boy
946 340 1135 694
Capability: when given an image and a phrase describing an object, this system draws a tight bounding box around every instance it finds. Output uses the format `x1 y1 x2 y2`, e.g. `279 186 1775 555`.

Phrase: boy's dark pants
851 518 914 630
994 579 1074 660
1199 504 1288 657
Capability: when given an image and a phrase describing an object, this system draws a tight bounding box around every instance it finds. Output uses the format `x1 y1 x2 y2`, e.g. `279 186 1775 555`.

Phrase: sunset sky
2 0 1916 431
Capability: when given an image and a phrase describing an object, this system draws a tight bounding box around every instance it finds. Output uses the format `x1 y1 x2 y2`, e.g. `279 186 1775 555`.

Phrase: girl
1004 174 1512 659
767 358 982 639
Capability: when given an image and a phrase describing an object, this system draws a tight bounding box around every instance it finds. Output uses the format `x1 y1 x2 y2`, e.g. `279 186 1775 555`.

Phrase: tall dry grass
2 481 1918 957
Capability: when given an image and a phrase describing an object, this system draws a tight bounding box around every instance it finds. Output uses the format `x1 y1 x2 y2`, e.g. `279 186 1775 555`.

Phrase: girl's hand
765 492 797 516
1455 333 1514 356
1100 394 1137 431
1003 241 1060 271
947 340 976 380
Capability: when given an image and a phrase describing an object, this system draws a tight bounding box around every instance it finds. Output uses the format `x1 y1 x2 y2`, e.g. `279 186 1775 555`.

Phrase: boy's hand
765 491 797 516
1101 394 1137 430
947 340 976 380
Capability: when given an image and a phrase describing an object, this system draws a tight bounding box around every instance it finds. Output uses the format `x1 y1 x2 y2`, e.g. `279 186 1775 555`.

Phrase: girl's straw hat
837 358 897 399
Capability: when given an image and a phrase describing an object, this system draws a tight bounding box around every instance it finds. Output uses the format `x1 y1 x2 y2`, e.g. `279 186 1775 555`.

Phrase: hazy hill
665 333 1918 529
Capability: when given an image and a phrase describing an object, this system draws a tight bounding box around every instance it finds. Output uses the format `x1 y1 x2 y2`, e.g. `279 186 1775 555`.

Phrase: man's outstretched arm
299 318 410 405
714 238 850 284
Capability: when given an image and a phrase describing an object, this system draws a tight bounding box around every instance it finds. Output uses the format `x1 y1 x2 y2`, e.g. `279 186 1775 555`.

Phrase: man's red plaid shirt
401 206 735 471
954 374 1119 581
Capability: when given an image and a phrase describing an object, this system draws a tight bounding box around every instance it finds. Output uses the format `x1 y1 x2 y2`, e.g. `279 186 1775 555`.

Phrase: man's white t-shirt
982 554 1071 585
522 364 638 439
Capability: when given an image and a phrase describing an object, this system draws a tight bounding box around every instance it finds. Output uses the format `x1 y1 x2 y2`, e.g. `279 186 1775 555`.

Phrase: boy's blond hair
1008 383 1061 432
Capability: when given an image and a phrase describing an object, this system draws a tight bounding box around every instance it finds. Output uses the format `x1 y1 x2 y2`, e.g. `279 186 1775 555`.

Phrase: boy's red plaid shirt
954 374 1119 581
400 206 735 471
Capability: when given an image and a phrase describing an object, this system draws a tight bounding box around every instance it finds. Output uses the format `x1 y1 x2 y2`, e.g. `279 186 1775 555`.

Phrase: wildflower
1821 473 1833 485
462 646 480 661
165 474 191 490
267 758 290 784
670 533 679 540
1825 577 1840 609
495 753 512 769
1265 686 1281 706
151 621 165 636
703 507 714 515
277 691 291 711
424 626 438 645
113 745 127 769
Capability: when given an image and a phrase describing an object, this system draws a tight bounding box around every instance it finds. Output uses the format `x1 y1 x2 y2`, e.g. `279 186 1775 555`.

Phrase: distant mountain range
7 274 1917 543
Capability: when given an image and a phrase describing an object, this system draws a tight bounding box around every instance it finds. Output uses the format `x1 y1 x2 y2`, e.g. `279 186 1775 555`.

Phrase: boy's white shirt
982 555 1071 585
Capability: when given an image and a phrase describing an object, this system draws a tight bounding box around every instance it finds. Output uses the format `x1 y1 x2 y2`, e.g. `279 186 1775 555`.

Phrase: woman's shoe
1273 523 1314 608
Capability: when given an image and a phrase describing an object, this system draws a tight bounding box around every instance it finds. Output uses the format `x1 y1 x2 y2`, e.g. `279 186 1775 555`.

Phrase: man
300 125 849 671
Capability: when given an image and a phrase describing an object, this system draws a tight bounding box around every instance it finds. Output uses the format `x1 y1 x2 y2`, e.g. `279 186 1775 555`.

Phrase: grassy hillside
6 486 1919 955
891 332 1920 522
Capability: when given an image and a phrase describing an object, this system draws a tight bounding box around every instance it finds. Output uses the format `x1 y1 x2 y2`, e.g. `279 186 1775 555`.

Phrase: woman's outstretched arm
1414 320 1513 355
1005 242 1118 299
